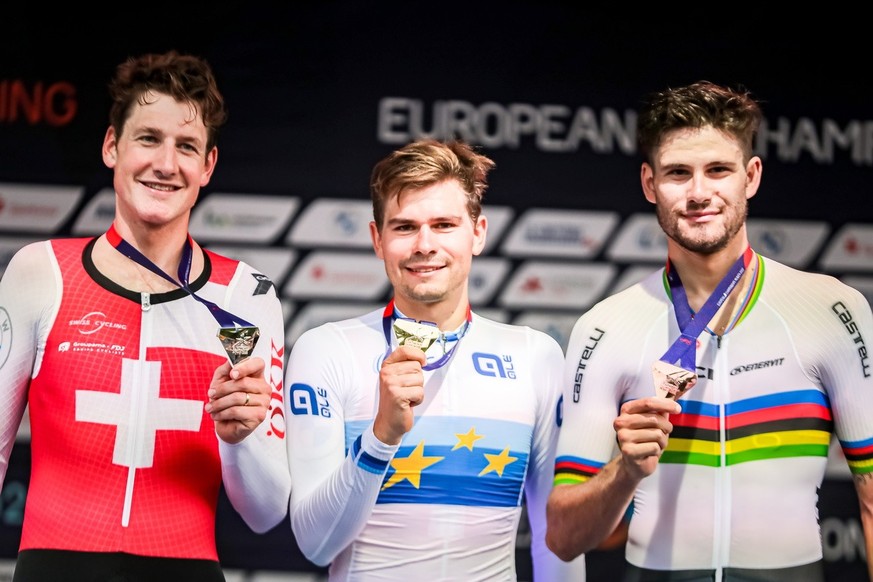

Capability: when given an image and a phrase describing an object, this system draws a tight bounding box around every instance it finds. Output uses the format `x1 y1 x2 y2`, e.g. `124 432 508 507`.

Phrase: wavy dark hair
107 50 227 153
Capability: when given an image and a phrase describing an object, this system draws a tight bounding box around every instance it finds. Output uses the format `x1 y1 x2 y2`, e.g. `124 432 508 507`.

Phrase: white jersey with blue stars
286 307 585 581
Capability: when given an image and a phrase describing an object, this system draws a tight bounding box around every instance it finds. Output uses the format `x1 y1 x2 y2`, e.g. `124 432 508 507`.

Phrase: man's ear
102 127 118 169
200 147 219 187
745 156 763 201
472 215 487 257
641 163 657 205
370 221 384 259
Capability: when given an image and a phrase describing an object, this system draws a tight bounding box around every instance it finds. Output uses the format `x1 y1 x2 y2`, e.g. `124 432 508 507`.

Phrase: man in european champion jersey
284 139 586 581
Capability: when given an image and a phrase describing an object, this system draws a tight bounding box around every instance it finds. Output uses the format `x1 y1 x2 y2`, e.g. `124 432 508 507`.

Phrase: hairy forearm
546 456 638 561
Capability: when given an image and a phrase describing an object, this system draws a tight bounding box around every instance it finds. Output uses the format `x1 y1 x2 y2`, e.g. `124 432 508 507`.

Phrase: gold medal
393 319 440 352
652 360 697 400
217 325 260 365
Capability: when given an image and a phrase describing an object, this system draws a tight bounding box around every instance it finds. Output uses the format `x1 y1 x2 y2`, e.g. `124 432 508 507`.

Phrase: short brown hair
370 139 495 230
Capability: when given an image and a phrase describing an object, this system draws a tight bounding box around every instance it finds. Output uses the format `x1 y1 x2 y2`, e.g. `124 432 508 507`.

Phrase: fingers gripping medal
218 326 260 365
652 360 697 400
393 319 440 351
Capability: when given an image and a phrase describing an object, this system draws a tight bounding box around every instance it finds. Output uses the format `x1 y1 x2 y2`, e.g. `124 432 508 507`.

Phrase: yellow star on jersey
478 446 518 477
382 440 444 490
452 427 484 451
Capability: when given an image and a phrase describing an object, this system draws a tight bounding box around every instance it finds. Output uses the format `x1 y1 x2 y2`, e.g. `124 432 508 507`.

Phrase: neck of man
392 294 470 333
667 232 752 315
94 217 202 293
111 216 194 274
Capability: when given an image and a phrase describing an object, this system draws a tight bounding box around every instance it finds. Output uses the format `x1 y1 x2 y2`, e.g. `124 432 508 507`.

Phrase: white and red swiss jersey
0 237 289 560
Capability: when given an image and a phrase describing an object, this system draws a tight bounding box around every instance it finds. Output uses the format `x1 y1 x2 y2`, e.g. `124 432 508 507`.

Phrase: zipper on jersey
713 333 731 581
121 297 154 527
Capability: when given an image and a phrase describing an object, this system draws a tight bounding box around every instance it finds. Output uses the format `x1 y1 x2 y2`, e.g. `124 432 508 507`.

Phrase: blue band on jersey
351 434 390 475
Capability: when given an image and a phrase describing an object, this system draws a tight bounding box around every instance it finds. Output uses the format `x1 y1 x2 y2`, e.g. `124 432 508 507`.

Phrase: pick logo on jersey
268 339 286 438
251 272 275 296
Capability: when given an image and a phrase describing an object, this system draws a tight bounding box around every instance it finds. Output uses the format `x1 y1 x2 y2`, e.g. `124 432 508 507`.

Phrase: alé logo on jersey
472 352 516 379
290 383 332 417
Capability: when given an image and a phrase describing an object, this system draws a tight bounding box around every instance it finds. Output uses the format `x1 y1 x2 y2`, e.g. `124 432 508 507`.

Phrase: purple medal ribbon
381 298 471 371
106 223 254 329
662 246 753 371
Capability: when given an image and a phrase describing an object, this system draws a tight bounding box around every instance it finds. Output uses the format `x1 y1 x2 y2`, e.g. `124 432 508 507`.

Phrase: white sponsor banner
818 223 873 273
286 198 373 248
469 256 512 306
280 299 295 324
512 310 581 353
481 205 515 254
0 236 41 276
746 218 830 268
0 182 84 233
605 213 667 263
474 308 511 323
283 251 389 300
607 263 661 295
286 301 381 348
497 260 616 310
500 208 619 258
206 245 297 287
189 193 300 244
0 558 15 578
72 187 116 235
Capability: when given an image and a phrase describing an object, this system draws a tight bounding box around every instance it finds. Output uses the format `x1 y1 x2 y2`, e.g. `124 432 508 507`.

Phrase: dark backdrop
1 6 871 581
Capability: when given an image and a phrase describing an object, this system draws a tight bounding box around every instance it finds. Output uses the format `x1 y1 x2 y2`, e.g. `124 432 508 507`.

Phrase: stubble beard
657 200 748 255
401 284 445 305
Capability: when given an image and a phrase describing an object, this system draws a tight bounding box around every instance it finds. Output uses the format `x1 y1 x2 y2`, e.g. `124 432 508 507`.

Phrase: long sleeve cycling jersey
286 307 586 581
0 237 290 560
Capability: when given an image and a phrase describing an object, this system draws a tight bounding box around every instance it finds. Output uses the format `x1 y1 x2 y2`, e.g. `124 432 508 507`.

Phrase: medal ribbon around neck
106 224 260 365
662 246 754 371
106 223 254 328
381 298 471 371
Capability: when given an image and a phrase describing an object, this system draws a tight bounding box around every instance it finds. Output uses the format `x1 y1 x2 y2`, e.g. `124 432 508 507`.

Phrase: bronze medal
652 360 697 400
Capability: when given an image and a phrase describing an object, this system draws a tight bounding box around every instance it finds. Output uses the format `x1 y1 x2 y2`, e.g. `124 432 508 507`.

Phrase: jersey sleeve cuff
349 426 399 476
